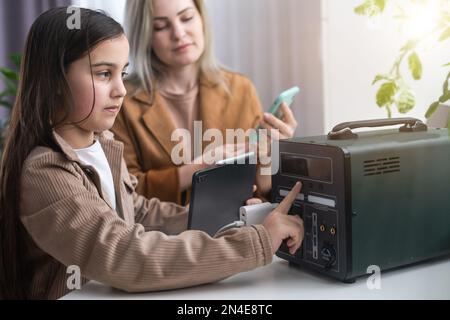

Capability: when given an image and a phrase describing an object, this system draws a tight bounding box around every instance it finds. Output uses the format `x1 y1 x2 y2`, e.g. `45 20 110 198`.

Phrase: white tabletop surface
61 256 450 300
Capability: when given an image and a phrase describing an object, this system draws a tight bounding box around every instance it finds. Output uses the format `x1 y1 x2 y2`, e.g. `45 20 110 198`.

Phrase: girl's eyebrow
154 7 194 21
91 62 130 68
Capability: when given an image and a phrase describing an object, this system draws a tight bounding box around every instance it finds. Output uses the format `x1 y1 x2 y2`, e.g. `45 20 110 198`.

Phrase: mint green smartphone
267 86 300 119
252 86 300 142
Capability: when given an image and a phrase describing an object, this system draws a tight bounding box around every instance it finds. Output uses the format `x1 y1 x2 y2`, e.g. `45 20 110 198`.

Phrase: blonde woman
112 0 298 204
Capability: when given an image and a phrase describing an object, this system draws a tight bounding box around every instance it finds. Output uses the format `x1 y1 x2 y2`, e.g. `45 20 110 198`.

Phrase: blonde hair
125 0 228 97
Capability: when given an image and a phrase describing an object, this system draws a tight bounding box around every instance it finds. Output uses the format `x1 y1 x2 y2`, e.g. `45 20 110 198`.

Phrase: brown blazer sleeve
112 108 182 204
20 157 273 293
246 77 265 129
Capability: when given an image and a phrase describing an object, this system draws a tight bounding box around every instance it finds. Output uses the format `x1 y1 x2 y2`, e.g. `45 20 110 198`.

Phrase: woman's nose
172 21 186 41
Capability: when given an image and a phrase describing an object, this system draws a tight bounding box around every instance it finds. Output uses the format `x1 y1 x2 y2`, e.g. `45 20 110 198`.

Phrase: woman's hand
262 182 304 255
246 185 263 205
178 143 248 191
259 102 298 140
200 143 248 164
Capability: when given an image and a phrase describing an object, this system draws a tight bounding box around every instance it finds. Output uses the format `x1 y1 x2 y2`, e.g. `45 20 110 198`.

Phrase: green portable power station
272 118 450 282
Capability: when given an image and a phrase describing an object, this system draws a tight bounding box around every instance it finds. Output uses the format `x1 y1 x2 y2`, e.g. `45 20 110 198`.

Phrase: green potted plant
0 54 21 154
355 0 450 130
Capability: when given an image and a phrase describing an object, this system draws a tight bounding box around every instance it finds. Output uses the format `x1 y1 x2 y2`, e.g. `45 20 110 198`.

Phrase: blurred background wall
2 0 449 135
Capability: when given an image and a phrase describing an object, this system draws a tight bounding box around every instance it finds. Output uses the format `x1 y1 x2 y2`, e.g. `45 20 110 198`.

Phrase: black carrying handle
327 117 428 140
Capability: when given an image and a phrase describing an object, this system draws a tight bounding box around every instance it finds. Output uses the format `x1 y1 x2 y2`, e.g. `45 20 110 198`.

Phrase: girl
0 7 303 300
111 0 298 205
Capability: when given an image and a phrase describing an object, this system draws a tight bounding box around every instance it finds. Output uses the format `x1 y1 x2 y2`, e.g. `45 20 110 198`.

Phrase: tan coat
20 131 273 300
111 70 264 204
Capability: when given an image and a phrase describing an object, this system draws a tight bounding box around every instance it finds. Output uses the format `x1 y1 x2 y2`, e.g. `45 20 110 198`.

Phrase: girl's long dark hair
0 7 124 300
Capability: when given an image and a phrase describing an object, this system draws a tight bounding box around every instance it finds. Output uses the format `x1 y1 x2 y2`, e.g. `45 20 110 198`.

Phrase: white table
61 256 450 300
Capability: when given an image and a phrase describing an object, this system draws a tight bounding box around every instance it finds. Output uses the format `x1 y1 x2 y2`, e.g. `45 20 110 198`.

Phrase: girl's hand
259 102 298 140
263 182 304 255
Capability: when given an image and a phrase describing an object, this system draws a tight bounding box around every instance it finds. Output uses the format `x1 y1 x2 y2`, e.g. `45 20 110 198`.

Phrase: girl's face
65 34 129 133
151 0 205 70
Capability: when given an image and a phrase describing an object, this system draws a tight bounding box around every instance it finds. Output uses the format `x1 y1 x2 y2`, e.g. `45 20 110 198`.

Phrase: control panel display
281 154 332 182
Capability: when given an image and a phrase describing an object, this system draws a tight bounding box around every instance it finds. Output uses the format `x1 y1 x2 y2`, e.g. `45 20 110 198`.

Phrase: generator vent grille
363 157 401 176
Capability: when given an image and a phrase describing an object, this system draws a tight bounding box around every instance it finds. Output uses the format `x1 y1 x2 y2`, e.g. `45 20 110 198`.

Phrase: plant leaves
376 82 397 107
354 1 371 15
397 88 416 114
375 0 386 12
3 78 18 93
425 101 440 119
354 0 385 17
400 40 418 52
439 27 450 42
1 79 18 96
447 117 450 135
0 88 16 97
0 99 13 108
408 52 422 80
0 68 19 81
439 91 450 103
444 78 449 95
386 105 392 118
372 74 392 85
10 54 21 68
